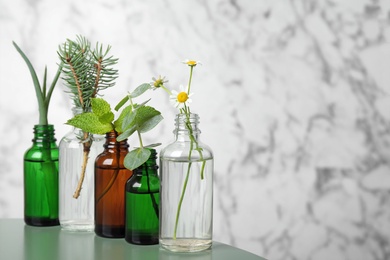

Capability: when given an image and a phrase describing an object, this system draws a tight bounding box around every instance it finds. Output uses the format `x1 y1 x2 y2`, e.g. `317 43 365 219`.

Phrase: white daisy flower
169 85 193 109
182 59 202 67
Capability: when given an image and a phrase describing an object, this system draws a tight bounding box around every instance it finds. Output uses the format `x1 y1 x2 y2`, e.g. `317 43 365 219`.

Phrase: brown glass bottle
95 130 132 238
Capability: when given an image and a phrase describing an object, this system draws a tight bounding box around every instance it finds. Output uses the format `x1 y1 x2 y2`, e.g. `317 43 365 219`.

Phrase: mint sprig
66 82 163 171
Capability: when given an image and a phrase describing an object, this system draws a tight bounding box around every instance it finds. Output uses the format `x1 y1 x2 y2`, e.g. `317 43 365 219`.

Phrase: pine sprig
58 35 118 110
57 35 118 199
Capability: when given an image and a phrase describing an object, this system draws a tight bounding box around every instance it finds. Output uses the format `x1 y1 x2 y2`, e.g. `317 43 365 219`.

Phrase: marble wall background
1 0 390 259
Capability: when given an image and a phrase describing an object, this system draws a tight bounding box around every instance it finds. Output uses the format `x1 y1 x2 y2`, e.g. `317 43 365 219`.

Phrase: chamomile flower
151 75 168 90
170 85 193 109
182 59 201 67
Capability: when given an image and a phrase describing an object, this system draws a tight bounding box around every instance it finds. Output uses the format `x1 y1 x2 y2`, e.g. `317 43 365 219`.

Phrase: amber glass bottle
95 130 132 238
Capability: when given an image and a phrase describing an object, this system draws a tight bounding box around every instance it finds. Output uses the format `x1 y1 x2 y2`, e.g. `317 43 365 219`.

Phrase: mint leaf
124 148 151 170
66 113 113 134
100 111 115 124
92 98 112 117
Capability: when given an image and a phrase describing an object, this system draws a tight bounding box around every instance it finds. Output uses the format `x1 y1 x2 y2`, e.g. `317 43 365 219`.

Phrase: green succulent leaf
124 148 151 170
66 113 113 134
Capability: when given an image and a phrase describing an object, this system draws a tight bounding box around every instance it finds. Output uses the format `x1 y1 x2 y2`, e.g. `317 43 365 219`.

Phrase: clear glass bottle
24 124 59 226
159 113 214 252
59 107 104 231
95 130 132 238
125 148 160 245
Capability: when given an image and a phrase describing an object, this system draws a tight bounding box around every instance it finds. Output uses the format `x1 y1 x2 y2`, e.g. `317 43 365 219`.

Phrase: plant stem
187 66 193 94
73 132 92 198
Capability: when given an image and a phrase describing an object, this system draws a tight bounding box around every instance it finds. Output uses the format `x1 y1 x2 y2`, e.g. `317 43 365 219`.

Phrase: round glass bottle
59 107 105 231
24 124 59 226
95 130 132 238
125 148 160 245
159 113 214 252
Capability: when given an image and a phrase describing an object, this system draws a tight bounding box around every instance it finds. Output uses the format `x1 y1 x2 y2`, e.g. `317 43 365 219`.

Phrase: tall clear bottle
24 124 59 226
95 130 132 238
125 148 160 245
159 113 214 252
59 107 104 231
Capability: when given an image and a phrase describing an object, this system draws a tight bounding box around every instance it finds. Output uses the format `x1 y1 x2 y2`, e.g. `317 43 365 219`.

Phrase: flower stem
187 66 193 94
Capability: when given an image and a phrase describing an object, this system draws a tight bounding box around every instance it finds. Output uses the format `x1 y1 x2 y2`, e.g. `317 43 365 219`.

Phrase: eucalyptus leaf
130 83 151 99
139 114 163 133
114 105 132 133
122 109 137 131
133 98 151 109
144 143 162 148
116 125 136 141
124 148 151 170
114 95 129 111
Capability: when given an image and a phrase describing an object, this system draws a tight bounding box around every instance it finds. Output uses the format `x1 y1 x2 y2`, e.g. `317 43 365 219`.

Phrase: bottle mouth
174 113 201 134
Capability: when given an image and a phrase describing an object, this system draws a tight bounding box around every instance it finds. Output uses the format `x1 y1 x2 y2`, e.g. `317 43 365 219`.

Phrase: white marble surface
1 0 390 259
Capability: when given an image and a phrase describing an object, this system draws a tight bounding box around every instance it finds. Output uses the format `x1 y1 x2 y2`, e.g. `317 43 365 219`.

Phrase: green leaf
144 143 162 148
114 95 129 111
124 148 151 170
122 109 137 131
100 111 115 124
139 114 163 133
116 125 136 141
66 113 113 134
92 98 112 117
130 83 151 98
113 105 132 133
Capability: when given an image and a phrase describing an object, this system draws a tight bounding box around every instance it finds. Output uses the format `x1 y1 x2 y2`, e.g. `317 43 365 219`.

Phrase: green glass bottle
125 149 160 245
24 125 59 226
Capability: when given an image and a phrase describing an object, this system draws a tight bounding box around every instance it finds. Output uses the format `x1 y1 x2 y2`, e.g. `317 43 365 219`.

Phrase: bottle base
95 224 125 238
60 220 94 232
25 216 59 227
125 230 159 245
160 238 212 252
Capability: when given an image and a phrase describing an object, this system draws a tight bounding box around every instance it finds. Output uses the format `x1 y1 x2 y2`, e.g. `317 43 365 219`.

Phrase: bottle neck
103 130 129 152
32 125 56 144
174 113 201 142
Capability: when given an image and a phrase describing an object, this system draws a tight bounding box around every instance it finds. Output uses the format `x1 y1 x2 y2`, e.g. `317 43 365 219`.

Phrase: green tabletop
0 219 266 260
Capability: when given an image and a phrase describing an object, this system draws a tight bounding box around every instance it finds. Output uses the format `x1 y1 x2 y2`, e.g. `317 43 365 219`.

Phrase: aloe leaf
13 41 46 124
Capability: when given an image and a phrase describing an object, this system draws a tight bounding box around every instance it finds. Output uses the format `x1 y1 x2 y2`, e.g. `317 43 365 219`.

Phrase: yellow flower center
177 92 188 103
154 79 162 88
186 60 197 66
